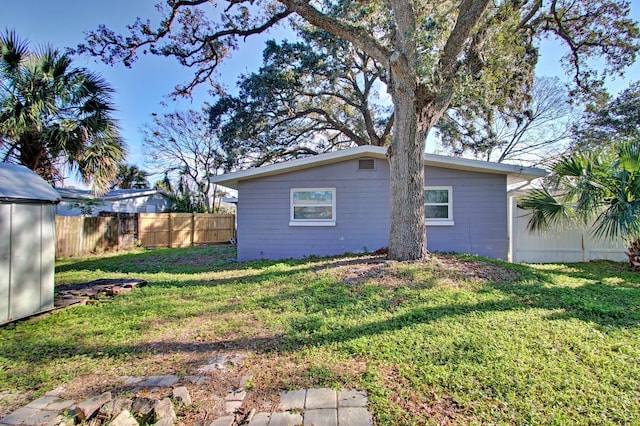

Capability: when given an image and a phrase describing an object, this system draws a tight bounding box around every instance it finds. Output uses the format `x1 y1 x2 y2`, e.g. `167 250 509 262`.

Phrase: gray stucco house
55 188 174 216
210 146 546 261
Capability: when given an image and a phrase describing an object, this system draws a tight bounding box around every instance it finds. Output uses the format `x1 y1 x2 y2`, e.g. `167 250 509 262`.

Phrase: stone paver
224 390 247 402
338 407 373 426
122 376 144 386
1 382 373 426
157 375 180 387
224 400 243 414
338 389 368 408
245 388 371 425
184 375 209 385
137 375 179 387
25 397 60 410
0 407 41 425
304 408 337 426
269 412 303 426
42 399 75 412
24 409 61 425
278 389 306 411
305 388 337 409
249 412 271 426
209 415 235 426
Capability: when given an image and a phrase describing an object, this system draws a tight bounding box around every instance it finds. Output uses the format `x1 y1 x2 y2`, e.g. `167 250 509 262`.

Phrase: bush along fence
55 213 235 257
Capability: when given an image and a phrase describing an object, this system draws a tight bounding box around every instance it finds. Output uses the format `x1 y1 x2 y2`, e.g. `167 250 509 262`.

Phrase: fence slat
56 213 235 257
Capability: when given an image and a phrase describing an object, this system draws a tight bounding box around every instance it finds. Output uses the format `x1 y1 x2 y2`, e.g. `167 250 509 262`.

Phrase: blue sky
2 0 288 173
2 1 639 179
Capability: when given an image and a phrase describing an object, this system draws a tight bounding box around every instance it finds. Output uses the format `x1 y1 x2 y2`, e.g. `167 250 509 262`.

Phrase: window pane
424 189 449 203
293 190 333 204
425 205 449 219
294 206 333 220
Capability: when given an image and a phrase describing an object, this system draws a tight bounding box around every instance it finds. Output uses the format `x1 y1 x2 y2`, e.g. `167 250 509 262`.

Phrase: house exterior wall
237 159 391 260
425 167 508 259
0 202 55 324
236 158 508 261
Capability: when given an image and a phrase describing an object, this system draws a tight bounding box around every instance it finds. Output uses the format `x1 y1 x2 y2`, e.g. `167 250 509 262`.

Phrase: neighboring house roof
0 163 61 203
56 188 170 201
210 145 547 190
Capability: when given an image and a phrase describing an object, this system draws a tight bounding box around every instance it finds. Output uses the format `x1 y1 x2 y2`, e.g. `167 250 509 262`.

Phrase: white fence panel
509 197 627 263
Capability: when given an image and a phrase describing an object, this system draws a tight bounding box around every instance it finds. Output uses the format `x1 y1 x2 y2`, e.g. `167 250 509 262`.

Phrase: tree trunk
387 69 428 261
627 238 640 271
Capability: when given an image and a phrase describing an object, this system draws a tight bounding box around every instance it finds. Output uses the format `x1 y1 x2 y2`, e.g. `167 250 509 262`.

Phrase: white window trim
289 187 336 227
425 186 454 226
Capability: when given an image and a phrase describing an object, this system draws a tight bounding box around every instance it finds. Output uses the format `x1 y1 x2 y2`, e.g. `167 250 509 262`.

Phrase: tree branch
277 0 391 67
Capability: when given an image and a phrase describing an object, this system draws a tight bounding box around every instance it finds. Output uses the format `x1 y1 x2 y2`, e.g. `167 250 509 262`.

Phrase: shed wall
0 202 55 324
236 158 508 260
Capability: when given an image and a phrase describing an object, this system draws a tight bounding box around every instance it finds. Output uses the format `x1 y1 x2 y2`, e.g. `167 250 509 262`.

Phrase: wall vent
358 158 375 170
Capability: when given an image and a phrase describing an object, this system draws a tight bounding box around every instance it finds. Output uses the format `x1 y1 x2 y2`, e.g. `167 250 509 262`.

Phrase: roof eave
210 146 548 189
210 146 387 189
102 189 167 201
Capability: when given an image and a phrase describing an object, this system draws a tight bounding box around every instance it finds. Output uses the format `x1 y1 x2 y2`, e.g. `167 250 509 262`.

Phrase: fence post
191 213 195 247
169 213 174 248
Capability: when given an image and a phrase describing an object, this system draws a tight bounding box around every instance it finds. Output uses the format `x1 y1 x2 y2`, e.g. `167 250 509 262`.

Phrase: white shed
0 163 61 324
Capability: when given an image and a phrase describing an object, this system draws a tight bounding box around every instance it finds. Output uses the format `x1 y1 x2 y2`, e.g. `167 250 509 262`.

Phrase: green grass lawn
1 246 639 424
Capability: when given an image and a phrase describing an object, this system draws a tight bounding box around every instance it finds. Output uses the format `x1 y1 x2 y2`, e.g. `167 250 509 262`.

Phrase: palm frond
592 199 640 242
617 139 640 174
0 30 29 75
517 188 574 232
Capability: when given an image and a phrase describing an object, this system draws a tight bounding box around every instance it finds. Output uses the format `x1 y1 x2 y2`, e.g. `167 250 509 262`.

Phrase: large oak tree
77 0 639 260
209 28 392 169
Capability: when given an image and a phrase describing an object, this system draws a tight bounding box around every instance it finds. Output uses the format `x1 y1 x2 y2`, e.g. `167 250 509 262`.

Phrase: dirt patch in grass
380 366 470 425
432 254 523 283
318 253 522 288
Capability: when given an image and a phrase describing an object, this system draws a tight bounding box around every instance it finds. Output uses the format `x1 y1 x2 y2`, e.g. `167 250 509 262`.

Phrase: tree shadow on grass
55 245 239 275
9 255 639 389
490 261 640 328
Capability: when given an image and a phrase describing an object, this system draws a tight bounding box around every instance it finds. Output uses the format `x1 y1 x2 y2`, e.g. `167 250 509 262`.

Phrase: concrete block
338 389 368 407
305 388 337 409
25 396 60 409
338 407 373 426
0 407 40 425
208 415 234 426
304 408 337 426
279 389 306 411
269 412 303 426
248 412 271 425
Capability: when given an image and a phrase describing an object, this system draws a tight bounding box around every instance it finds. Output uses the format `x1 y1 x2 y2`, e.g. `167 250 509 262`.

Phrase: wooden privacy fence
138 213 235 248
56 215 122 257
55 213 235 257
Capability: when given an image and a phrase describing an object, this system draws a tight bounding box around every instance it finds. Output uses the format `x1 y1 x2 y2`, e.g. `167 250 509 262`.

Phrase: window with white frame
424 186 453 225
290 188 336 226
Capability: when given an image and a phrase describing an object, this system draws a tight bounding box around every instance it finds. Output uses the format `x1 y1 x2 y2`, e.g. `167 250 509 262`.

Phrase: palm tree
112 163 150 189
518 140 640 270
0 31 124 194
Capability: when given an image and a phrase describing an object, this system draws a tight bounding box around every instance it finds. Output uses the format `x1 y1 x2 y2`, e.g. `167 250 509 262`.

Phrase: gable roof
56 188 170 201
210 146 547 190
0 163 61 203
